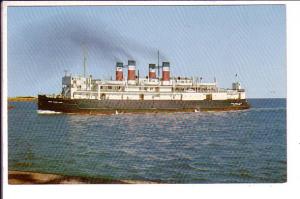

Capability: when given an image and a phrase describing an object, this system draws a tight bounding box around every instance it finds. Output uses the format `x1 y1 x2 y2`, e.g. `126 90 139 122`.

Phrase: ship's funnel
162 62 170 81
115 62 123 81
128 60 136 81
149 64 156 79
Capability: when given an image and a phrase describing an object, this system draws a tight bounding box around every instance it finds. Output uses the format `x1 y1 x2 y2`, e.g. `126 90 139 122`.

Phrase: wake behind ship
38 56 250 114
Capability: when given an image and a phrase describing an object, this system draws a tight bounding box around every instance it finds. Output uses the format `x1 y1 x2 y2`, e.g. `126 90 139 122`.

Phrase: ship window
140 94 144 100
206 94 212 100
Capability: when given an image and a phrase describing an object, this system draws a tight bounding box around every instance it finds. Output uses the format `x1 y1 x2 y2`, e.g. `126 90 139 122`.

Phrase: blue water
8 99 286 183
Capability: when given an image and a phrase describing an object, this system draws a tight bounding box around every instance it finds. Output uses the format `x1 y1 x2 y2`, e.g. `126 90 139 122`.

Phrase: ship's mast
137 69 140 84
82 44 87 78
157 50 160 78
64 69 68 77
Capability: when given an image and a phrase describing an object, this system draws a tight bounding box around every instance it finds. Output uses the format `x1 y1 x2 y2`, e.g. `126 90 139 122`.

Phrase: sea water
8 99 286 183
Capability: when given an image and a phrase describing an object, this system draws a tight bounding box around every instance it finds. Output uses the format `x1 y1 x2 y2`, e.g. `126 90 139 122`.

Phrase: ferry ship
38 57 250 114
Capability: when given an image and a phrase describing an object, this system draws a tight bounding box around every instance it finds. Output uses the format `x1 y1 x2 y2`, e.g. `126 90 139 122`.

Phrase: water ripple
8 99 287 183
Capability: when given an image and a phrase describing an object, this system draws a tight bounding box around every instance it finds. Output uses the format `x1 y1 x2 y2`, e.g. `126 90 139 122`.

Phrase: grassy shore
8 96 37 102
8 170 157 184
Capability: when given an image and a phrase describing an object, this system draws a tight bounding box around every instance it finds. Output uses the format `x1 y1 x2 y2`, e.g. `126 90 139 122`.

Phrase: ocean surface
8 99 286 183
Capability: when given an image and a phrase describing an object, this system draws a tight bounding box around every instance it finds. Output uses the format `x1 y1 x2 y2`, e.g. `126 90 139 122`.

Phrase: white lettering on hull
230 102 242 106
47 101 63 104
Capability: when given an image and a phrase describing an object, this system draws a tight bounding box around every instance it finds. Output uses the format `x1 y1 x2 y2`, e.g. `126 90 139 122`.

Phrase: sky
7 5 286 98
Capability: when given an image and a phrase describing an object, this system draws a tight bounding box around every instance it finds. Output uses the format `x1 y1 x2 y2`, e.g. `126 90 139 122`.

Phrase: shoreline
8 97 37 102
8 170 157 184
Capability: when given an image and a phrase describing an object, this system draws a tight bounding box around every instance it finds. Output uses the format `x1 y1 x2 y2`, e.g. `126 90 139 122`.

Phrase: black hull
38 95 250 114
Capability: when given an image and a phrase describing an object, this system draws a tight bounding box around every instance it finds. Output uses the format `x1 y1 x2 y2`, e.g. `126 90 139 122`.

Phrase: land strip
8 96 37 102
8 170 157 184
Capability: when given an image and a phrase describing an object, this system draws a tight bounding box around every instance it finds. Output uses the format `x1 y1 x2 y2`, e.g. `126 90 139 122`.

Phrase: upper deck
59 74 245 101
56 59 245 101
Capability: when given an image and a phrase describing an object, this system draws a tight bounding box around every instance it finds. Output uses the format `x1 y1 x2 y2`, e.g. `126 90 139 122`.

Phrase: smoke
66 20 133 62
50 18 167 63
9 13 168 96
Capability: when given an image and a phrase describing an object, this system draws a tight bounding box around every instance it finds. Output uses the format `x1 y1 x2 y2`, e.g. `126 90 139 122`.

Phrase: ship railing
226 89 245 92
70 88 239 95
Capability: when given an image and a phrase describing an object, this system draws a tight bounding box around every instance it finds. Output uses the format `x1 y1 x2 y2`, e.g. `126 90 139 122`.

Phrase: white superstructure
60 60 246 102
